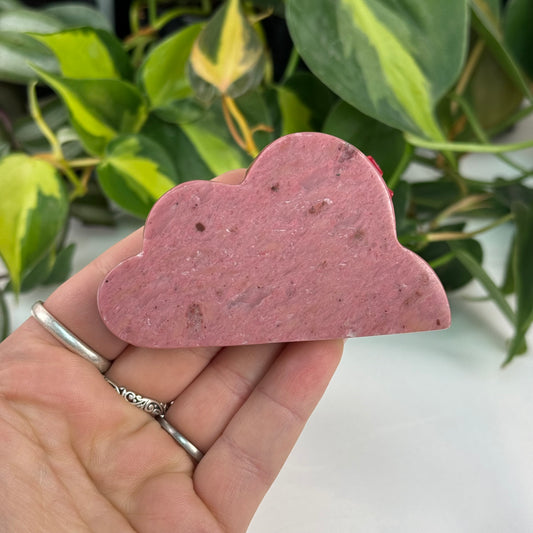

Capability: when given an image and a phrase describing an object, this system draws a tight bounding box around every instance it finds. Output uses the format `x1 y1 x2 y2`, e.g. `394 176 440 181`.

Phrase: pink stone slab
97 132 450 348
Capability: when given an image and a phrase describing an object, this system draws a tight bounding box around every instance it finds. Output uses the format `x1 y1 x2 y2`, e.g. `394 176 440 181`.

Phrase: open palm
0 170 343 533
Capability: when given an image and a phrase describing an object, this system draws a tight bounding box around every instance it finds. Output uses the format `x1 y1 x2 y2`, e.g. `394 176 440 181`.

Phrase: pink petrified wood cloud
98 132 450 348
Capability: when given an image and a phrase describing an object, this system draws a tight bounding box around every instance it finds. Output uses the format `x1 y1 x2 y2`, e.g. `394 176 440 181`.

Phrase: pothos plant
0 0 532 364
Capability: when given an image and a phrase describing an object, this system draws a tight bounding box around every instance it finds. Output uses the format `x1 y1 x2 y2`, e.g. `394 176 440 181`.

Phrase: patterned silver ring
31 301 111 373
104 377 170 417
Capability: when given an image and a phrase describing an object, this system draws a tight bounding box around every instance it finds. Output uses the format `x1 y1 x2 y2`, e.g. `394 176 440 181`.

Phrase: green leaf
470 0 532 100
411 180 462 220
140 114 213 181
391 180 417 236
32 66 147 155
97 134 178 218
504 0 533 80
277 72 337 136
152 98 207 125
30 27 132 80
179 100 252 175
451 242 515 325
0 32 58 83
322 100 406 178
0 8 63 33
420 232 484 291
0 153 68 293
0 0 22 11
13 242 74 292
286 0 468 139
189 0 265 99
139 23 203 108
505 202 533 363
42 3 112 31
463 46 524 132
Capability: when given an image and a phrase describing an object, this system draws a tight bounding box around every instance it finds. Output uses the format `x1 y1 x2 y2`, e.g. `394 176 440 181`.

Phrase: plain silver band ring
31 301 111 373
159 417 204 462
105 377 170 417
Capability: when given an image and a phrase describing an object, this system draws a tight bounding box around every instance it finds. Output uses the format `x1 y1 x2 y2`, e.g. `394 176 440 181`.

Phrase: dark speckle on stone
308 200 328 214
186 303 203 332
352 229 365 241
271 182 280 192
195 222 206 232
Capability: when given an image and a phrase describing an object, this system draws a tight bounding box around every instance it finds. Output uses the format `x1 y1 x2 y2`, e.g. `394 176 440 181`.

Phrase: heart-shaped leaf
0 153 68 293
503 0 533 79
286 0 468 139
42 3 112 31
32 65 147 155
139 23 203 108
97 134 178 218
30 27 132 80
471 0 532 99
189 0 265 99
322 100 406 179
141 114 217 182
0 31 58 83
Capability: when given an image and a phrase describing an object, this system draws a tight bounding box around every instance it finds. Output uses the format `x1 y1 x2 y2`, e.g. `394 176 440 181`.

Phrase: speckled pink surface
97 133 450 348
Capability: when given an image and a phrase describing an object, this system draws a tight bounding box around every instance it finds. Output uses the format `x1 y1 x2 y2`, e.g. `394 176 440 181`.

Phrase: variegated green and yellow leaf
140 23 203 108
189 0 265 98
30 27 132 80
0 153 67 293
97 134 177 218
179 90 271 175
286 0 469 139
32 65 147 155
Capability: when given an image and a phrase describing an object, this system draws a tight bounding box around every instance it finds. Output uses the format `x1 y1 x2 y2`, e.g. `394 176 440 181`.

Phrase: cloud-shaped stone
98 133 450 348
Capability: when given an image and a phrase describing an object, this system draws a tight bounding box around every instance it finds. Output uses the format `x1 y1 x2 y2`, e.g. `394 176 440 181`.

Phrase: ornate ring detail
104 377 170 417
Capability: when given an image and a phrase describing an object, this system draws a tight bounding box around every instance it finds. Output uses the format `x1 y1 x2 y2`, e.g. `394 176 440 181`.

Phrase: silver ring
104 377 170 417
31 301 111 373
158 417 204 462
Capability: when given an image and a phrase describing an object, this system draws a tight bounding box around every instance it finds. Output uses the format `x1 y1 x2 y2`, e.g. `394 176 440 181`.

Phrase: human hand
0 169 343 533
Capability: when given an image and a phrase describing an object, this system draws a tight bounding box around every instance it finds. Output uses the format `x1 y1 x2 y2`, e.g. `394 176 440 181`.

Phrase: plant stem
426 212 514 241
222 95 259 157
428 251 456 269
404 132 533 154
450 40 485 115
147 0 157 26
387 143 414 189
29 82 86 198
28 82 63 161
154 1 211 30
430 193 491 229
69 157 101 169
452 94 527 173
451 244 515 325
129 0 141 35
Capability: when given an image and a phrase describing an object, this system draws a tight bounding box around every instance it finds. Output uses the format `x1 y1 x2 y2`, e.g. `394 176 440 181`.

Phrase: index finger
27 169 247 359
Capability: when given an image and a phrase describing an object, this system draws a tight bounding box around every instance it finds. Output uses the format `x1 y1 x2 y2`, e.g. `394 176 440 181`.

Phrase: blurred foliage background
0 0 532 365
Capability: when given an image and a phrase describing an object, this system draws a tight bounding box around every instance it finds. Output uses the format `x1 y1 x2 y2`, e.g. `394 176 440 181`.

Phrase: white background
5 117 533 533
